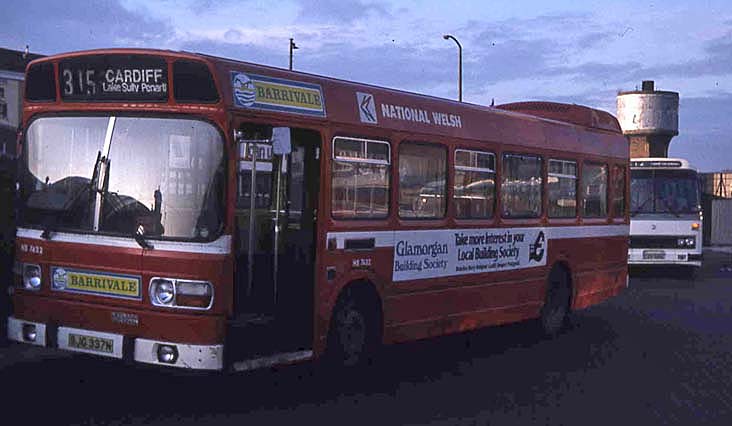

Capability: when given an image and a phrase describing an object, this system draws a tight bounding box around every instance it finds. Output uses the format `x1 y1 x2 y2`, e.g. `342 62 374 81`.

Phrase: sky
3 0 732 171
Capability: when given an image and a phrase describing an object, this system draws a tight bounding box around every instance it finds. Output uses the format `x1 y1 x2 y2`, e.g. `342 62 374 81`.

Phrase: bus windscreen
630 169 700 215
21 116 225 241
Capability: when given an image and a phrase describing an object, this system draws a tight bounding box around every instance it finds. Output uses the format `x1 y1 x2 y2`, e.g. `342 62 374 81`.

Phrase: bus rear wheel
540 268 571 337
328 289 377 368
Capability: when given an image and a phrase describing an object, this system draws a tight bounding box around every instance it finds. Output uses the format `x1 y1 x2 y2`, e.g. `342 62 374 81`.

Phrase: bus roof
25 48 627 159
630 157 695 170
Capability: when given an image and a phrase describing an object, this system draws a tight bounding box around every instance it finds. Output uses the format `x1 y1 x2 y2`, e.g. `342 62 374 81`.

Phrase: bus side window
398 142 447 219
501 153 542 218
454 149 495 219
611 164 626 218
581 162 608 218
548 159 578 218
331 137 390 219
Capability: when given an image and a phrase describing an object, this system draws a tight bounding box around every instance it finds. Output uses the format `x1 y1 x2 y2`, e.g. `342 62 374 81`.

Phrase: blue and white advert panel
230 71 326 117
392 228 547 281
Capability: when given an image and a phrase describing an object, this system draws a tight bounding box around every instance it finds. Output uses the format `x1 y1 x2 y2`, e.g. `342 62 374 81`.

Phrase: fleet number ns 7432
20 243 43 255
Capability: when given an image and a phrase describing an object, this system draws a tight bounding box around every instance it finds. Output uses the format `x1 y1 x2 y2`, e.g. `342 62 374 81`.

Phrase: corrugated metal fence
710 199 732 246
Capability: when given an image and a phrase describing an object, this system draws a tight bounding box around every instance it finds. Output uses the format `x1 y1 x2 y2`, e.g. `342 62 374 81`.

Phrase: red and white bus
8 49 629 371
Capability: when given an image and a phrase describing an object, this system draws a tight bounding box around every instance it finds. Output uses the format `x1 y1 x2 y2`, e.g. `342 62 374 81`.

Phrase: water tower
616 80 679 158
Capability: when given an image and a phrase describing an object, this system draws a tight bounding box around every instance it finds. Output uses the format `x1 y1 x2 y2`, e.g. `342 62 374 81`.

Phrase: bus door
234 125 320 329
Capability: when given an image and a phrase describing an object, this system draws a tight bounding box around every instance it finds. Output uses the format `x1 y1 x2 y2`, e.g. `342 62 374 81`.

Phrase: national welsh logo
232 72 257 107
357 92 378 124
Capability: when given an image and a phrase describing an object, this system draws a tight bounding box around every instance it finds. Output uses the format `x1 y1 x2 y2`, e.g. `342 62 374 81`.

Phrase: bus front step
231 349 313 371
226 314 312 364
229 313 276 327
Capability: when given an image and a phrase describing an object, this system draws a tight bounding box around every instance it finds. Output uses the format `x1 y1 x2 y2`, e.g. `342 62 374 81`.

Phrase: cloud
626 27 732 80
223 29 244 43
179 39 285 68
295 0 390 24
546 61 646 85
576 31 615 49
0 0 175 54
458 14 628 89
296 40 451 91
672 95 732 171
467 38 557 85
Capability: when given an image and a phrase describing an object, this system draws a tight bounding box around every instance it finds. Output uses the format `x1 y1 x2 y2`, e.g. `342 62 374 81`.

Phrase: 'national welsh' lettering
380 103 463 128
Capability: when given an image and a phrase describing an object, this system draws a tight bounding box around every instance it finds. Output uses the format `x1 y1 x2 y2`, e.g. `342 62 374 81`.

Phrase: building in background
0 47 42 330
700 172 732 199
699 172 732 246
0 46 43 159
617 80 679 158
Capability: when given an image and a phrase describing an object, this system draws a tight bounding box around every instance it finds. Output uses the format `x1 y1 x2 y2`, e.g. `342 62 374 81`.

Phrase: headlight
677 237 695 248
151 279 175 305
175 280 213 309
149 278 213 310
156 344 179 364
22 264 42 290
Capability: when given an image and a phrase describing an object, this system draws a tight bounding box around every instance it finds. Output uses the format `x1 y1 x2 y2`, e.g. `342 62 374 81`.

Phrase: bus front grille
630 235 692 249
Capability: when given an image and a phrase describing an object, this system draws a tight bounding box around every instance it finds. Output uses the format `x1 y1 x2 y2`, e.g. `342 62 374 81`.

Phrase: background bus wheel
540 268 571 337
328 289 378 368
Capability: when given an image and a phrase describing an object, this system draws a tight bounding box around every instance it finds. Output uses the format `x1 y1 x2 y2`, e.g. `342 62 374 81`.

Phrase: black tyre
540 268 571 337
686 265 700 281
328 289 378 368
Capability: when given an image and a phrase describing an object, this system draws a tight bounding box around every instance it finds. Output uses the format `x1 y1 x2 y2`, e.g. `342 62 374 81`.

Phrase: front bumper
7 316 224 370
628 249 702 267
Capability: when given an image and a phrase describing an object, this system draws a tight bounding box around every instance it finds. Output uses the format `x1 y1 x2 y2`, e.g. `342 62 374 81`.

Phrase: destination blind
59 55 168 101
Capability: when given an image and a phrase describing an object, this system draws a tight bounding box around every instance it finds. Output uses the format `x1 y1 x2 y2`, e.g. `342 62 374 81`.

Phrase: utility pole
443 34 462 102
289 38 298 70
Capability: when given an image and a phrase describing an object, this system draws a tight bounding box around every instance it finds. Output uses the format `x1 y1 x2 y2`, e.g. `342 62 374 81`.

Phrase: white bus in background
629 158 703 277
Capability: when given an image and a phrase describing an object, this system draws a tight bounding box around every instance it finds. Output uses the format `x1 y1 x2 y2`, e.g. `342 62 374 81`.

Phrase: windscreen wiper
134 229 154 250
89 150 102 192
40 225 55 240
658 197 682 217
630 197 653 216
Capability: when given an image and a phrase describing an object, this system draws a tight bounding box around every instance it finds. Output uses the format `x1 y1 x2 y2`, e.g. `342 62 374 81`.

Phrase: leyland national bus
7 49 629 371
629 158 703 276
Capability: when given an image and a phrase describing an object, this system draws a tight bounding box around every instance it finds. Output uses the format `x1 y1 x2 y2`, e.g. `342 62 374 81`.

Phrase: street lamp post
289 38 298 70
443 34 462 102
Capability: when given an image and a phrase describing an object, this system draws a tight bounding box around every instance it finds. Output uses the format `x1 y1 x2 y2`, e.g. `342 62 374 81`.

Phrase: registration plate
68 333 114 354
57 327 124 358
643 250 666 260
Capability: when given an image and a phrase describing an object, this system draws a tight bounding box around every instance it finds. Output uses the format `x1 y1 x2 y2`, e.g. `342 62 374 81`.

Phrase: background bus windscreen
630 169 700 216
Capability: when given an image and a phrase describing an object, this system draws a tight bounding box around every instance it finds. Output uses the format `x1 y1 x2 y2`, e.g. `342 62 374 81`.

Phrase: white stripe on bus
326 224 629 250
16 228 231 255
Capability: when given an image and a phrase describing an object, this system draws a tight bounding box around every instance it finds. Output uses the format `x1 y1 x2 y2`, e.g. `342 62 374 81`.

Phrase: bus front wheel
327 287 379 368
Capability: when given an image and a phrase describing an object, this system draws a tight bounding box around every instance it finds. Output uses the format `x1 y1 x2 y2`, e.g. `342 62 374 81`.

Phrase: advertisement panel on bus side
393 227 547 281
